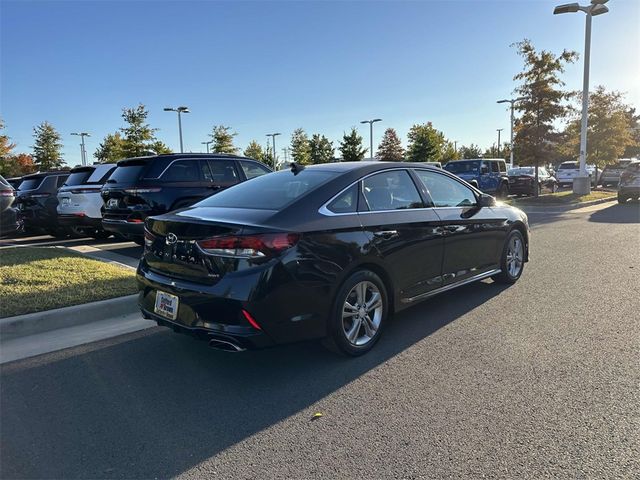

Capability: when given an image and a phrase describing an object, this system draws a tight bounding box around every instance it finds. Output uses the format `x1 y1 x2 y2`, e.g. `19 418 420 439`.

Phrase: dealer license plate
154 291 179 320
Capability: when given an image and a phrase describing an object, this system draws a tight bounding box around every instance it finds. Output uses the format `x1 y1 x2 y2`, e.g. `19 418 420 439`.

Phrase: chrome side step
401 268 502 304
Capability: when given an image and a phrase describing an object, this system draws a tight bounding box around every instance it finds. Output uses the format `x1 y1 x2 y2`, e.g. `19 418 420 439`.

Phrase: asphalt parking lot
1 201 639 479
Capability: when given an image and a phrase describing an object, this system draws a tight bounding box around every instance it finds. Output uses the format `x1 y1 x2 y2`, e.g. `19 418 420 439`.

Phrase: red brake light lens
0 191 14 197
197 233 300 259
70 188 99 194
242 310 262 330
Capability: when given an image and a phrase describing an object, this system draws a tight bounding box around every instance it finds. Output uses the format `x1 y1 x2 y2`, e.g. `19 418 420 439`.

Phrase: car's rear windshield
508 167 534 175
18 178 43 190
196 170 338 210
444 161 480 174
558 162 578 169
64 170 93 186
106 164 147 184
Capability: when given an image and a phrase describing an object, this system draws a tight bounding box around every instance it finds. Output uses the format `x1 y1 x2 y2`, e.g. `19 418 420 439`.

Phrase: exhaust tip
208 338 246 353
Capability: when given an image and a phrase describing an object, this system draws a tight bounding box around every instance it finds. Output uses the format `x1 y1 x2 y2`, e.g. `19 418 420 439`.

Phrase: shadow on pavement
1 280 509 479
589 201 640 224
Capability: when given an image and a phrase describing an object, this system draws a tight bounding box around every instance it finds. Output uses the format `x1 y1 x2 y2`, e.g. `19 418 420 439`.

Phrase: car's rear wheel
618 193 627 204
492 230 525 284
496 182 508 199
323 270 388 356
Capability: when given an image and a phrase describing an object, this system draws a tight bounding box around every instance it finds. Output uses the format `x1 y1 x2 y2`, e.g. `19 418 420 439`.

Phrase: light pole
201 140 213 153
163 106 190 153
496 129 503 157
554 0 609 194
360 118 382 159
71 132 90 166
497 97 527 167
266 133 281 170
282 147 290 164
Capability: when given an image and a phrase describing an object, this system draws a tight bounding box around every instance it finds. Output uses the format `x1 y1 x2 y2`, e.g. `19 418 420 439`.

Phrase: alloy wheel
342 281 383 346
506 236 524 278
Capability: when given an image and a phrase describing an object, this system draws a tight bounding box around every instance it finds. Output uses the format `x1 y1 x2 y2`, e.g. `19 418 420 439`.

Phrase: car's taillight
197 233 300 259
144 229 156 248
0 191 14 197
241 310 262 330
127 218 144 223
124 187 162 194
29 193 50 198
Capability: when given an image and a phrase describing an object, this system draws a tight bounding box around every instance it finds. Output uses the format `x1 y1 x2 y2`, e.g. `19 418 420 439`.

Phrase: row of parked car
0 154 272 241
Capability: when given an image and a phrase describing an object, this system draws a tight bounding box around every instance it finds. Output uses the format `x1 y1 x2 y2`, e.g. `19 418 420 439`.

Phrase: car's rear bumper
508 183 535 194
58 214 102 228
0 208 20 238
619 186 640 197
136 257 329 349
102 219 145 238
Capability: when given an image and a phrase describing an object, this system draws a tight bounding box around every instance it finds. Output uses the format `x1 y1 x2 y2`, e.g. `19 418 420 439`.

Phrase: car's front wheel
324 270 388 356
492 230 525 284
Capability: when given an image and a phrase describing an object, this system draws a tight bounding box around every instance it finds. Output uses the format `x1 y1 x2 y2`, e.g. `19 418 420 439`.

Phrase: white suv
57 164 116 238
556 161 599 187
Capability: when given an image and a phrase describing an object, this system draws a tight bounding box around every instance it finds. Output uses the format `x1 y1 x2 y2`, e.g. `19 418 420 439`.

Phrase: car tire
496 182 508 199
617 194 627 204
132 237 145 246
492 229 525 285
323 269 388 357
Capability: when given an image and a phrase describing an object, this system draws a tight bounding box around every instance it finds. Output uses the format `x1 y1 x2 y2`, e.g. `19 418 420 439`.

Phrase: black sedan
138 162 530 356
507 166 558 196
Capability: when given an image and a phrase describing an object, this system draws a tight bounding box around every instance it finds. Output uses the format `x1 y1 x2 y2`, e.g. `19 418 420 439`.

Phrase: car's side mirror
479 193 496 207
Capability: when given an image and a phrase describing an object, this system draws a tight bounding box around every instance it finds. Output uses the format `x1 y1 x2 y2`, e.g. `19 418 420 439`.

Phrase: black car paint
508 168 558 196
137 162 529 350
14 172 70 233
101 154 271 241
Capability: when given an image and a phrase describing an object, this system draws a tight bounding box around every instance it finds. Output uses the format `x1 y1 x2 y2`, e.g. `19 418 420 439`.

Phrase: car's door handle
373 230 398 238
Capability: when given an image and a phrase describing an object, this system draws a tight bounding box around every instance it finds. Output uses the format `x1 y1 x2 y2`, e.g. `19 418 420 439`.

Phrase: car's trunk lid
144 207 278 284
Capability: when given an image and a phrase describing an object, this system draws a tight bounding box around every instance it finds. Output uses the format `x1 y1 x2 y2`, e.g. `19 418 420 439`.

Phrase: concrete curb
511 196 616 211
0 294 140 342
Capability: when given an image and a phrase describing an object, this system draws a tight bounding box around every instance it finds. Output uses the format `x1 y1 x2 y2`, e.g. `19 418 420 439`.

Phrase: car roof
295 161 443 173
116 153 260 167
22 171 70 179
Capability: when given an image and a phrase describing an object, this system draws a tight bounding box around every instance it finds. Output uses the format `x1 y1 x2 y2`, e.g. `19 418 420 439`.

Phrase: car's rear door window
208 160 240 186
161 160 203 182
327 184 358 214
414 170 477 208
360 170 424 211
239 160 271 180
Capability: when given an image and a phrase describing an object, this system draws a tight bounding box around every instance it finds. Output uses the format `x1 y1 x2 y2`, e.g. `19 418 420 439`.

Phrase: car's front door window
414 170 477 208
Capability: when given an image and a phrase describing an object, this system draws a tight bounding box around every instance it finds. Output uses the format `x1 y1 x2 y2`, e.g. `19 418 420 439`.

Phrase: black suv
101 154 272 243
15 171 70 236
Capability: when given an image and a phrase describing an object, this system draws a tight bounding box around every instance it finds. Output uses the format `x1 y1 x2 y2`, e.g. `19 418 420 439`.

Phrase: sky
1 0 639 166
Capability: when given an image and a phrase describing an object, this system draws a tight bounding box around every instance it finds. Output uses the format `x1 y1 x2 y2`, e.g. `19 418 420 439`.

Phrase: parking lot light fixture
164 106 190 153
266 133 281 170
70 132 91 166
360 119 382 159
553 0 609 194
201 140 213 154
496 97 527 167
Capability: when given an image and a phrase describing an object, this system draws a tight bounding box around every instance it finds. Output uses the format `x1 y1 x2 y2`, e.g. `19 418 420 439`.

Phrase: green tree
210 125 238 154
441 141 460 162
94 132 125 163
376 128 404 161
290 128 311 165
512 39 577 167
263 142 275 168
561 86 633 174
339 127 367 162
243 140 265 161
149 140 172 155
32 121 64 170
309 134 334 164
119 104 165 158
459 144 483 159
0 153 37 177
406 122 445 162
